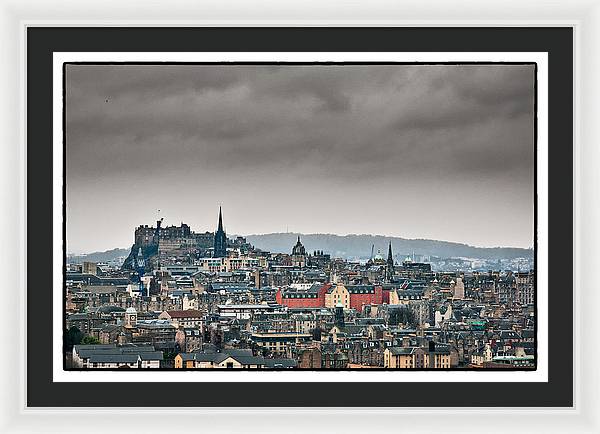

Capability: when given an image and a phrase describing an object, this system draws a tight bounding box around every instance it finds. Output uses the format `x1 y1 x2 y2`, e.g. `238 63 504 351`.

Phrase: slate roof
230 355 265 366
138 351 164 361
355 318 386 326
100 324 121 333
120 345 157 353
282 292 320 299
197 353 224 364
345 285 376 294
88 354 140 363
395 289 424 298
75 344 162 362
225 349 254 358
210 283 252 292
74 344 116 352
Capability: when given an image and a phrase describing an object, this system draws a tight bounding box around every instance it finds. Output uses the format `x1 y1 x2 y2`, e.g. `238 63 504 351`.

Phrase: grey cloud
66 64 535 252
67 65 244 100
391 65 534 131
449 65 534 105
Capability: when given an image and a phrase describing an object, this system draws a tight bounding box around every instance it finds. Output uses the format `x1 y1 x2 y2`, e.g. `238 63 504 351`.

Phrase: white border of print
3 1 597 433
52 51 548 384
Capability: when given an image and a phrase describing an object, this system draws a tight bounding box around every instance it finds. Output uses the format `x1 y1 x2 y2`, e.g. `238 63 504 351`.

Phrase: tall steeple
213 206 227 258
386 241 394 282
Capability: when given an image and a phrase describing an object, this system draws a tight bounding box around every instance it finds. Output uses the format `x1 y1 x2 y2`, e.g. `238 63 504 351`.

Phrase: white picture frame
0 0 594 432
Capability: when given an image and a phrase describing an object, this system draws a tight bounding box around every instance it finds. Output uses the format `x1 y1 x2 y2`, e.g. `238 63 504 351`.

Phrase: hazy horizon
66 64 535 253
67 228 534 256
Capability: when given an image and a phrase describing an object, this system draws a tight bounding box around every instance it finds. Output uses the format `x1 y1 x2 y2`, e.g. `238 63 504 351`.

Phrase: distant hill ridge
67 248 130 264
243 233 533 261
68 233 533 263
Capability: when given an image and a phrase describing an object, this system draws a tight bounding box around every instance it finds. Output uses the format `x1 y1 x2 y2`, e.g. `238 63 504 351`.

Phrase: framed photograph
58 52 544 383
1 1 596 433
41 27 566 403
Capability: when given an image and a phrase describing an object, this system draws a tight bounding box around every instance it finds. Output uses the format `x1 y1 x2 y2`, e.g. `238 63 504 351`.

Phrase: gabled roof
138 351 164 361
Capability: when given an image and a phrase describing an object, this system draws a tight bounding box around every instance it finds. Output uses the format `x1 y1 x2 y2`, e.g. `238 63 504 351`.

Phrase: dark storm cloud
66 64 535 252
392 66 534 131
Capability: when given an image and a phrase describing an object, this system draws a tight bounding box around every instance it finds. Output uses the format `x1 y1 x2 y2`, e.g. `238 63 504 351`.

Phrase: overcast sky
66 63 535 254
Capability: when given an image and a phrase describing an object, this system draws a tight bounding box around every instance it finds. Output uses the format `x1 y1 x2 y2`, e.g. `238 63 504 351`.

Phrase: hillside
66 248 130 264
244 233 533 261
68 233 533 264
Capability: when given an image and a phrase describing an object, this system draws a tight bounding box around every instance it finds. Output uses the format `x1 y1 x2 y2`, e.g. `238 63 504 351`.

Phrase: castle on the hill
123 207 250 270
134 219 214 254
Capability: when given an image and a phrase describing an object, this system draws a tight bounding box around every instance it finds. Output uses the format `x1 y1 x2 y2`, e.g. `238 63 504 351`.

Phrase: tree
80 335 101 345
64 326 83 351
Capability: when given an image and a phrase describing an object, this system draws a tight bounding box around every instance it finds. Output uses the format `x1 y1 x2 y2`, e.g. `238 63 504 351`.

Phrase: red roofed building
276 283 331 308
345 285 390 312
276 283 391 312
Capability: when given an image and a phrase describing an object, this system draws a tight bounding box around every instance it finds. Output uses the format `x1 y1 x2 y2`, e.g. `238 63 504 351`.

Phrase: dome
291 236 306 256
125 307 137 314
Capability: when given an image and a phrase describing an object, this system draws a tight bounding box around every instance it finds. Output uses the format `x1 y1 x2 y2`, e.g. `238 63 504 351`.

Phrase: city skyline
66 64 535 253
65 202 537 371
65 207 535 255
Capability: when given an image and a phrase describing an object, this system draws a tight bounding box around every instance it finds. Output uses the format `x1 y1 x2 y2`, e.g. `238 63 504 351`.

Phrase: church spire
213 206 227 258
386 241 394 283
218 206 223 231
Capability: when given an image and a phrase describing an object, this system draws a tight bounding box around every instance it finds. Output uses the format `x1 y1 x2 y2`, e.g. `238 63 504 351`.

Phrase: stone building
291 236 307 267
